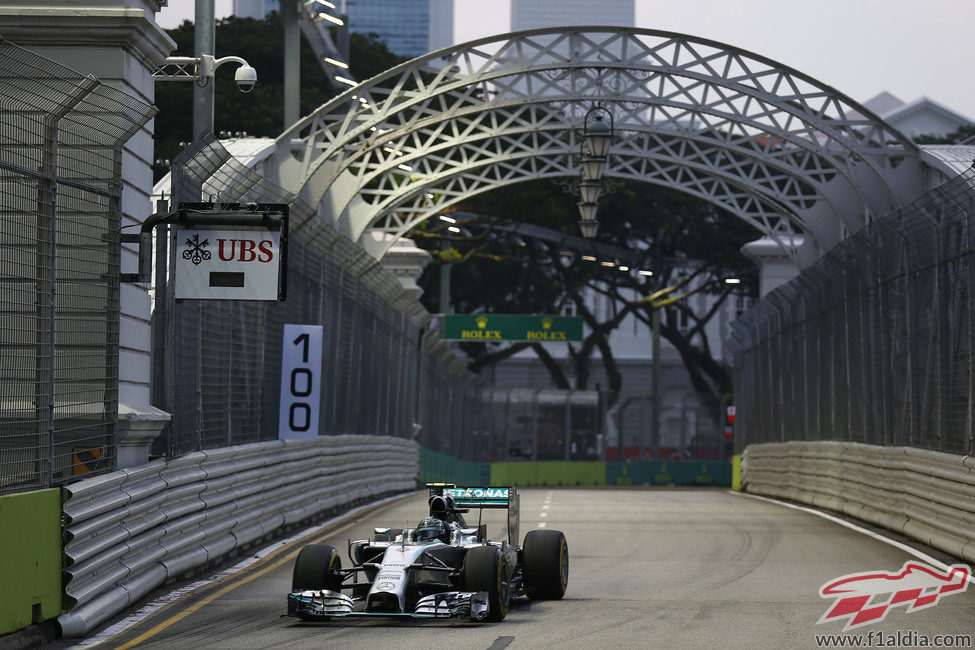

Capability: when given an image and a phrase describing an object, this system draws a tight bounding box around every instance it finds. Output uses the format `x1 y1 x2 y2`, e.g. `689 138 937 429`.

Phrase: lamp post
576 106 613 238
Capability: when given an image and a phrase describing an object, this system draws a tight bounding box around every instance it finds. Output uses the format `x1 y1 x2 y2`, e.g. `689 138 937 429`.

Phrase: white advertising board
278 324 323 440
173 227 281 300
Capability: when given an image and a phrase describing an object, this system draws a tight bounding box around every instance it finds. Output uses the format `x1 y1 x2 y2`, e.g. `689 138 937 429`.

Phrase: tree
414 179 760 409
153 15 406 179
914 123 975 144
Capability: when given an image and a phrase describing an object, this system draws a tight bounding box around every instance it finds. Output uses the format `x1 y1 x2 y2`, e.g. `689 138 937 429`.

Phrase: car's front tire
522 529 568 599
462 545 511 621
292 544 343 592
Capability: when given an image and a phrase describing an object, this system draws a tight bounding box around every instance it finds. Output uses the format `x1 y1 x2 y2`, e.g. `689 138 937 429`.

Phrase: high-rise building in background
234 0 453 58
346 0 454 58
511 0 634 30
234 0 276 20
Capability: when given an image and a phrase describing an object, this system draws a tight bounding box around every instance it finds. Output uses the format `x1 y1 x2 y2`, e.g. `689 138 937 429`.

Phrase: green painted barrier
0 488 61 635
418 447 490 486
418 448 732 488
491 461 605 486
732 454 742 491
605 461 731 486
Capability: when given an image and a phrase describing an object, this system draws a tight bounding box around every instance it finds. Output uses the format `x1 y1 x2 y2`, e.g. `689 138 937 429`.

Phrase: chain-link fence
0 39 156 493
728 165 975 456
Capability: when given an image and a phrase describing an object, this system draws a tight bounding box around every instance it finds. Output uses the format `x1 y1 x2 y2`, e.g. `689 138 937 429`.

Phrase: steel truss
268 27 922 264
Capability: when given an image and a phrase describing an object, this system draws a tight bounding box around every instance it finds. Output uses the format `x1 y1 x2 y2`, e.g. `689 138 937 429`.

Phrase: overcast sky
157 0 975 119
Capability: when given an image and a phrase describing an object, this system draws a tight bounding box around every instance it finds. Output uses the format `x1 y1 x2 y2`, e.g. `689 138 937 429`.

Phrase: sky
156 0 975 119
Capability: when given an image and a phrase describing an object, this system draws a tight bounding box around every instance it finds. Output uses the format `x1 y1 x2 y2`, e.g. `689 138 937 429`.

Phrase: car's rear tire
292 544 343 592
462 545 511 621
522 529 568 599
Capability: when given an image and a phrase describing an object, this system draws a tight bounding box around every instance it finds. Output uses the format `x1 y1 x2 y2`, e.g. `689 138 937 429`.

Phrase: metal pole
151 219 169 411
337 13 350 61
283 0 301 129
439 238 451 314
563 390 573 461
651 306 661 459
193 0 216 138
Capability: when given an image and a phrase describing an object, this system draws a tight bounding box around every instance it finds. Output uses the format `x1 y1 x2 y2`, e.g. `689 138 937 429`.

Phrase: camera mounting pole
152 54 258 92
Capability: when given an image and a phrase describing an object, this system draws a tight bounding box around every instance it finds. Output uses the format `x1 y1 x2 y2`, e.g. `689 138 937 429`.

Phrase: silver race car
286 484 567 622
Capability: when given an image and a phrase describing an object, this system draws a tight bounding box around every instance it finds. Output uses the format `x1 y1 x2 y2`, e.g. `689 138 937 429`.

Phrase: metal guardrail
741 441 975 563
57 435 418 637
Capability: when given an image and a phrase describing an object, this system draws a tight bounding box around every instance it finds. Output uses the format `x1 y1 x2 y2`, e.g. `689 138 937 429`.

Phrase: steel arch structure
268 27 922 266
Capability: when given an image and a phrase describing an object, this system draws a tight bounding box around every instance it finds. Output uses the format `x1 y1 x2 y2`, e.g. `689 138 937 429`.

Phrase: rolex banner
442 314 583 342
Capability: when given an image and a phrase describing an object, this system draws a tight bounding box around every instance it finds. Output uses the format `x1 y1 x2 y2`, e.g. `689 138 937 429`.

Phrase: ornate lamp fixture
576 107 614 238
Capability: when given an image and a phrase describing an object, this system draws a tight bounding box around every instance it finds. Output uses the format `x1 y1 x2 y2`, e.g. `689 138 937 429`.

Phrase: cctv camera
234 65 257 93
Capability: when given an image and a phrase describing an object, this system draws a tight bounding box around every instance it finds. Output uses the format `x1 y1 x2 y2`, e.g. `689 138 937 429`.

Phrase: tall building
346 0 454 58
233 0 453 58
233 0 269 20
511 0 634 30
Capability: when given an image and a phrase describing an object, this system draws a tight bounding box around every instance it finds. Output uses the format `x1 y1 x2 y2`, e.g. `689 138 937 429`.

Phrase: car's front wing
287 589 490 621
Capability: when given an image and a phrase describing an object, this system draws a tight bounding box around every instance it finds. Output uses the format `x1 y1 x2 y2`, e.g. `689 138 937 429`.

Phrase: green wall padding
0 488 61 634
418 448 732 488
418 447 490 485
491 461 606 486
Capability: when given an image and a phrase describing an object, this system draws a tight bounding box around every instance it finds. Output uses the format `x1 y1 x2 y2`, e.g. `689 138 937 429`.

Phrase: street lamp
577 201 600 238
576 106 614 238
584 111 613 158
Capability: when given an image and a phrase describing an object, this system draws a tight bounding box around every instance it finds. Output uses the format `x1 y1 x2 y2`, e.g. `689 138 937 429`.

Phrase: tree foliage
914 123 975 144
414 180 760 408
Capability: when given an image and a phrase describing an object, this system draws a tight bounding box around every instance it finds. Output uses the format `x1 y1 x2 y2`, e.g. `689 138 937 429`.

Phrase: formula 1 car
286 484 567 622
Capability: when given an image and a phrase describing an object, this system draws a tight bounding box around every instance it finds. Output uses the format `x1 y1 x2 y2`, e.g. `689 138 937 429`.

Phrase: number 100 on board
278 324 323 440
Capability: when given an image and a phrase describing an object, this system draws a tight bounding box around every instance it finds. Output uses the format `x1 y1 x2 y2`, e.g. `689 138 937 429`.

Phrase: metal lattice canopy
268 27 922 266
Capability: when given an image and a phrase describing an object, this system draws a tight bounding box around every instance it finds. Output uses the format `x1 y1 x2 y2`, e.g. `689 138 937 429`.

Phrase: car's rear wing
427 484 520 544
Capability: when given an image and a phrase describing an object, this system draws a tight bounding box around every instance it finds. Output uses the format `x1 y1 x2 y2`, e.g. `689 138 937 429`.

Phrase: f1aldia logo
818 561 970 631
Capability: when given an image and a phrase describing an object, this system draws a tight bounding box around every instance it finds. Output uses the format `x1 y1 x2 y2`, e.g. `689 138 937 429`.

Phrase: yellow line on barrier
98 492 419 649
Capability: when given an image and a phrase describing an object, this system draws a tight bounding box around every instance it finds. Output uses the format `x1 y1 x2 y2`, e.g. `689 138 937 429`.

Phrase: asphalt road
65 488 975 650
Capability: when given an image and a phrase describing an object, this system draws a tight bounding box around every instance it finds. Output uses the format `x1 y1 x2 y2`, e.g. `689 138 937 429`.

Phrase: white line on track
731 491 975 583
540 512 547 517
69 492 421 649
537 522 547 528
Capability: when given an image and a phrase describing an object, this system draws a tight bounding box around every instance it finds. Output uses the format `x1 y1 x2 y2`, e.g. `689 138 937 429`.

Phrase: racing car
286 484 567 622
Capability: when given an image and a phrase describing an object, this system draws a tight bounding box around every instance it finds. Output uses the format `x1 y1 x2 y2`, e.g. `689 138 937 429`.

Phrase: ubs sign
173 227 282 300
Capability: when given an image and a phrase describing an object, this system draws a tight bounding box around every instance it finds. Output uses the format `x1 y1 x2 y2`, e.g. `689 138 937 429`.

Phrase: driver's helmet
414 516 449 543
